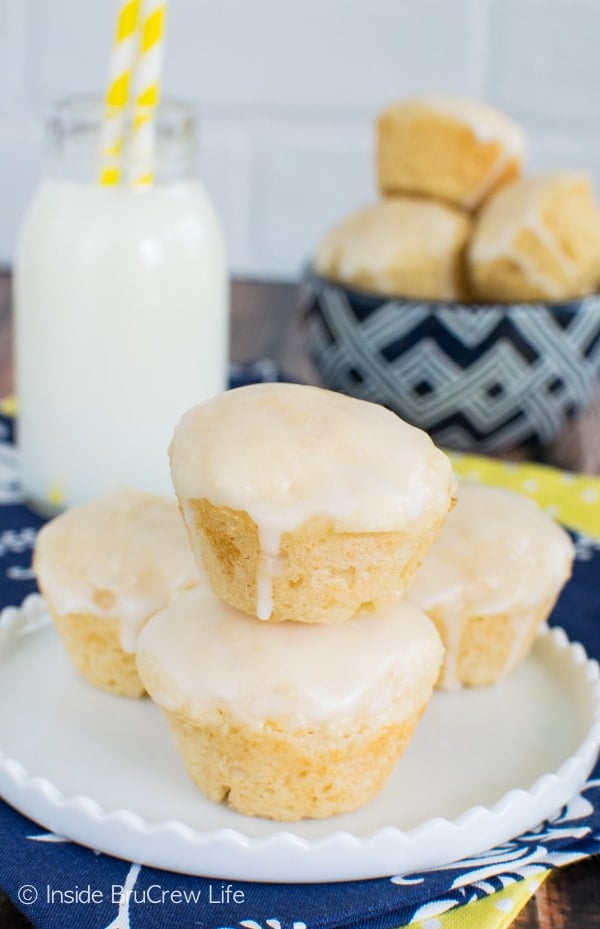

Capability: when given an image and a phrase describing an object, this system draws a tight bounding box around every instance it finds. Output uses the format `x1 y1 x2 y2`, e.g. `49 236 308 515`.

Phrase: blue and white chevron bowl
302 270 600 453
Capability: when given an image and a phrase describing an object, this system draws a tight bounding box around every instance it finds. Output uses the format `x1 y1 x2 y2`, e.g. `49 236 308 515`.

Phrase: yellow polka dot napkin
449 453 600 538
403 870 550 929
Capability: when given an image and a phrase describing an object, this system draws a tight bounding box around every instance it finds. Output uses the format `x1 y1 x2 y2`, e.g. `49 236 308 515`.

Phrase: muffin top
470 173 593 257
468 172 600 300
34 489 199 651
136 586 443 726
407 482 574 619
169 383 455 549
314 197 471 300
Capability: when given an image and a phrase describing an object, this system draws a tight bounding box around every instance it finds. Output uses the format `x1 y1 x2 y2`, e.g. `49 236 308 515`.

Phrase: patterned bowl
301 268 600 454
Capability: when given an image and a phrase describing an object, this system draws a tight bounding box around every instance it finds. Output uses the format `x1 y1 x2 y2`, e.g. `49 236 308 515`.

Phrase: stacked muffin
135 383 455 820
316 95 600 303
33 383 575 822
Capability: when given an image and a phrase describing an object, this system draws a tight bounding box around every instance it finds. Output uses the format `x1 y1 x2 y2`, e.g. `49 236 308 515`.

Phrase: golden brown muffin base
163 704 428 821
430 595 557 688
50 610 146 698
377 109 521 210
183 501 450 624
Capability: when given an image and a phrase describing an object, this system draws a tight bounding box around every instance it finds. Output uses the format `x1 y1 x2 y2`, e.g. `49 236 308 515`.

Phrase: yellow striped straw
129 0 168 187
99 0 143 186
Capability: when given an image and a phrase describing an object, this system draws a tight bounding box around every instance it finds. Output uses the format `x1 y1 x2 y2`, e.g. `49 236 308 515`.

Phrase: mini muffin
377 96 526 211
407 483 574 689
136 586 444 821
169 383 455 624
314 197 472 301
468 173 600 302
34 489 199 698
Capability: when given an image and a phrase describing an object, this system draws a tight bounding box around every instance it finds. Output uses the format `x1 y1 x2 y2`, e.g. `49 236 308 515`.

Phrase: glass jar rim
43 95 199 184
47 95 198 137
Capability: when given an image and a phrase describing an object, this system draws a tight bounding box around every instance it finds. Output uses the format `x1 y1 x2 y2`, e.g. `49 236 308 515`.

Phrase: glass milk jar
15 98 228 512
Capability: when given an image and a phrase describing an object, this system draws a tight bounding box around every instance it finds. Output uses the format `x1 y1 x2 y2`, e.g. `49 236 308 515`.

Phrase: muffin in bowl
469 173 600 303
376 95 526 211
314 197 472 302
305 93 600 455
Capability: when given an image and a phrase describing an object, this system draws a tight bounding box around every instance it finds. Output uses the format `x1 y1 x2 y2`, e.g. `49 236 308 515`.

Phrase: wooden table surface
0 271 599 927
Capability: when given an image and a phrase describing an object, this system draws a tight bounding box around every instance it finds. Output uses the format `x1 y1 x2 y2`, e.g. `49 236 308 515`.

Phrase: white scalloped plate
0 595 599 883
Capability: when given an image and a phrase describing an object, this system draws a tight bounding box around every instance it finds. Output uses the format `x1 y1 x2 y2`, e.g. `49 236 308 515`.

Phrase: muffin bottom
431 596 556 689
51 611 146 698
183 499 449 624
163 704 429 821
377 108 522 210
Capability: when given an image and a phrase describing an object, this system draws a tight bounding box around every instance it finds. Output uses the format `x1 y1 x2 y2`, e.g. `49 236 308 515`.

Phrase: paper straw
99 0 143 186
129 0 168 187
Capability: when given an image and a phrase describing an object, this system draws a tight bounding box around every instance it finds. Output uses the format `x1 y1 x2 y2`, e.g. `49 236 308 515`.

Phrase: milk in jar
15 99 228 511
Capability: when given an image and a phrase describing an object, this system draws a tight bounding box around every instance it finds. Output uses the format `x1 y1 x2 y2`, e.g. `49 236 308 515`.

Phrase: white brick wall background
2 0 600 279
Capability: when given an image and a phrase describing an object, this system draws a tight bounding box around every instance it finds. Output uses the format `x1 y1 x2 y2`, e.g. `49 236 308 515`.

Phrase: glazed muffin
34 489 199 698
314 197 472 301
407 483 574 688
377 96 526 211
136 586 444 821
169 383 455 624
468 173 600 302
